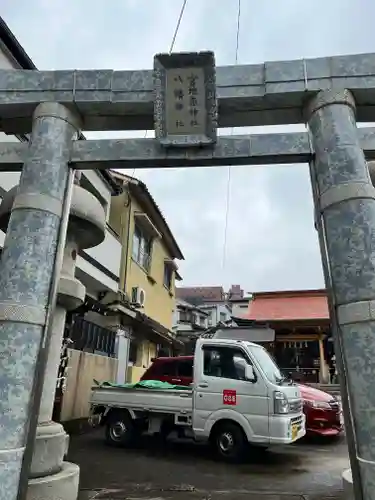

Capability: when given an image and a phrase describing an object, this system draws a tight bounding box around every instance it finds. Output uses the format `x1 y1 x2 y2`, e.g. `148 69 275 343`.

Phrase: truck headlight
274 391 289 414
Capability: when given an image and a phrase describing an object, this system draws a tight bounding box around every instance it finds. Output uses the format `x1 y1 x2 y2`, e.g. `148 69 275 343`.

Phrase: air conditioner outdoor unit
131 286 146 308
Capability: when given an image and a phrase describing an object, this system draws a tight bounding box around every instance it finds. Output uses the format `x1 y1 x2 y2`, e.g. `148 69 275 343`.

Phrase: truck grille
289 400 302 413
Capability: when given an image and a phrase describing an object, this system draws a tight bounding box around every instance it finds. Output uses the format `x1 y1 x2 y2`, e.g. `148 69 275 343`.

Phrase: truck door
192 343 269 442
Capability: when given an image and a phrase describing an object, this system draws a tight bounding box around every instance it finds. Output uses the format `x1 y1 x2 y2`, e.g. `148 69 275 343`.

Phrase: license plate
292 424 298 440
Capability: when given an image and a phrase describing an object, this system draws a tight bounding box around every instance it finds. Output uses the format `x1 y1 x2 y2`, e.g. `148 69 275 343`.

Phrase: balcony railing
178 311 207 329
68 316 117 357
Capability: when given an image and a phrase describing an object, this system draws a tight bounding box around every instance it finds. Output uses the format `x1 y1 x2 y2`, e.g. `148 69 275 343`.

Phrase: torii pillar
306 89 375 500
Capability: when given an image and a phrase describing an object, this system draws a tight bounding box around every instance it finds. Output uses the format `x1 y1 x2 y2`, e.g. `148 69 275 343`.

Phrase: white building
199 302 232 326
173 298 209 333
171 298 208 354
0 17 122 305
176 285 233 328
230 297 251 318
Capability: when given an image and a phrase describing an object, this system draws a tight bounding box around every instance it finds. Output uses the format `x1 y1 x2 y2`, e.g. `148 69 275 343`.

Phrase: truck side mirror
245 364 256 383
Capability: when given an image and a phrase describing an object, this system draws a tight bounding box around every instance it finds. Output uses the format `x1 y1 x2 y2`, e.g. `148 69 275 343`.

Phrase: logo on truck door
223 389 237 405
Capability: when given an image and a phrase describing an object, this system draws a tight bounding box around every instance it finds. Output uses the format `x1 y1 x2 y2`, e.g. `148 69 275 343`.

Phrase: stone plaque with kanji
154 51 217 148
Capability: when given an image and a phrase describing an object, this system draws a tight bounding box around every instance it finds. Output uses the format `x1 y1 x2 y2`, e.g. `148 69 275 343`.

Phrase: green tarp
93 379 191 391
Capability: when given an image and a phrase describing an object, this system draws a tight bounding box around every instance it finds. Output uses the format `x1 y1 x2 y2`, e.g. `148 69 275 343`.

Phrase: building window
164 263 173 290
128 340 138 365
132 223 152 271
179 310 193 323
219 312 226 323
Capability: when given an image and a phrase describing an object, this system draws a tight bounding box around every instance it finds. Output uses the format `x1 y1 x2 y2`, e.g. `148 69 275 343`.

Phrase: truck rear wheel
211 422 247 462
105 410 137 448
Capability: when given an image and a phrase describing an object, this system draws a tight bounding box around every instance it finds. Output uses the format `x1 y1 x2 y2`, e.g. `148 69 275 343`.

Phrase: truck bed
90 385 193 414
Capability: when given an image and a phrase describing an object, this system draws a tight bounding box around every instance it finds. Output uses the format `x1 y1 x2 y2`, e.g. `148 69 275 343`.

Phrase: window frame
219 312 227 323
202 344 253 381
163 263 173 290
179 309 193 323
132 223 153 271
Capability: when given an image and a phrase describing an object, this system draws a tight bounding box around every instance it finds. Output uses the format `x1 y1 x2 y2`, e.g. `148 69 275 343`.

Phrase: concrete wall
60 349 118 421
127 339 157 383
82 227 122 283
127 366 146 383
231 302 250 317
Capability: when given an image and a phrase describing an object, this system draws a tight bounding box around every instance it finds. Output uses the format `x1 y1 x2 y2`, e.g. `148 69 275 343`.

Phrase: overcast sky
2 0 375 293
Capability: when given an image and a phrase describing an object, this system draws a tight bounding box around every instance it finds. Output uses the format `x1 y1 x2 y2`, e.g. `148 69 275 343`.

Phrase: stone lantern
0 181 106 500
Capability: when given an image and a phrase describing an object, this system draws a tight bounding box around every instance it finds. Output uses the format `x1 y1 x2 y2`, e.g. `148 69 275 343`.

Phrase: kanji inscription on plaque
153 51 217 148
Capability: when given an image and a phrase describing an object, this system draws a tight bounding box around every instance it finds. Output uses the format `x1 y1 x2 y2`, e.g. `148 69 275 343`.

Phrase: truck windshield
246 343 285 385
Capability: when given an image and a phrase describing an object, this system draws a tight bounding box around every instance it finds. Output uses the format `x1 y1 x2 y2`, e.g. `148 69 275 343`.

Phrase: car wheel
105 410 137 448
211 422 247 462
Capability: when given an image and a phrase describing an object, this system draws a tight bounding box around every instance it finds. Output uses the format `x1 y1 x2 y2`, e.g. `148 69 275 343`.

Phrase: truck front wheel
105 410 137 448
211 422 247 462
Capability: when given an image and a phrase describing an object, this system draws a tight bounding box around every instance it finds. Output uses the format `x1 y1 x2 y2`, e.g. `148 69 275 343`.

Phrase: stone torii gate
0 52 375 500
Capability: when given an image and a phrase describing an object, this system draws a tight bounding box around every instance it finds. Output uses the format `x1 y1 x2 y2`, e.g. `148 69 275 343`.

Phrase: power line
222 165 232 269
169 0 188 54
222 0 242 270
131 0 188 179
234 0 241 65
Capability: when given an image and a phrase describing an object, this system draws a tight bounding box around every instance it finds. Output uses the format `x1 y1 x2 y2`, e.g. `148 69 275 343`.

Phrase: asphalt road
68 430 349 500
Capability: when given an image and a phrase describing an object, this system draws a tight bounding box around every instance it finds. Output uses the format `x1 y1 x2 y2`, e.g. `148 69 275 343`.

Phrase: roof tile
246 290 329 322
176 286 224 303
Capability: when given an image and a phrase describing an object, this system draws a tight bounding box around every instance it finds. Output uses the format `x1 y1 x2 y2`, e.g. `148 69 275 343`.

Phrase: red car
299 383 342 436
141 355 343 437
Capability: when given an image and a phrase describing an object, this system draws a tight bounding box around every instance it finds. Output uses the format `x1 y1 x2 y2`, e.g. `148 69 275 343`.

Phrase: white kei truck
89 336 306 462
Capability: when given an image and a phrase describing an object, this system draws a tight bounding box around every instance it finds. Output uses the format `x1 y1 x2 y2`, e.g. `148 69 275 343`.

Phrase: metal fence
68 316 117 357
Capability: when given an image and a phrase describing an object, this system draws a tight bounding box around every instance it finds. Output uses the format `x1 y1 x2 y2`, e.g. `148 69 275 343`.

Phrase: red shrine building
240 289 333 384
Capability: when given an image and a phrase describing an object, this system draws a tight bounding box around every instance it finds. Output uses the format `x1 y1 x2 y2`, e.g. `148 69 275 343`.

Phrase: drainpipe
117 186 133 384
119 186 132 292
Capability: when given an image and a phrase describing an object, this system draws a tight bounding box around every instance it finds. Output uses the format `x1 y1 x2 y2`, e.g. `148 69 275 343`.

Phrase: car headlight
304 399 331 410
274 391 289 414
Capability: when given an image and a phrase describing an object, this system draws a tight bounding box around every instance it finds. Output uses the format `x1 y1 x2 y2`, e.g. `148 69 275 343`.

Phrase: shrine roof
246 289 329 322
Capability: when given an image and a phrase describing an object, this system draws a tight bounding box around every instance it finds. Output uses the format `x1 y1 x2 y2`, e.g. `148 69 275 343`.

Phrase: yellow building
109 172 184 382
